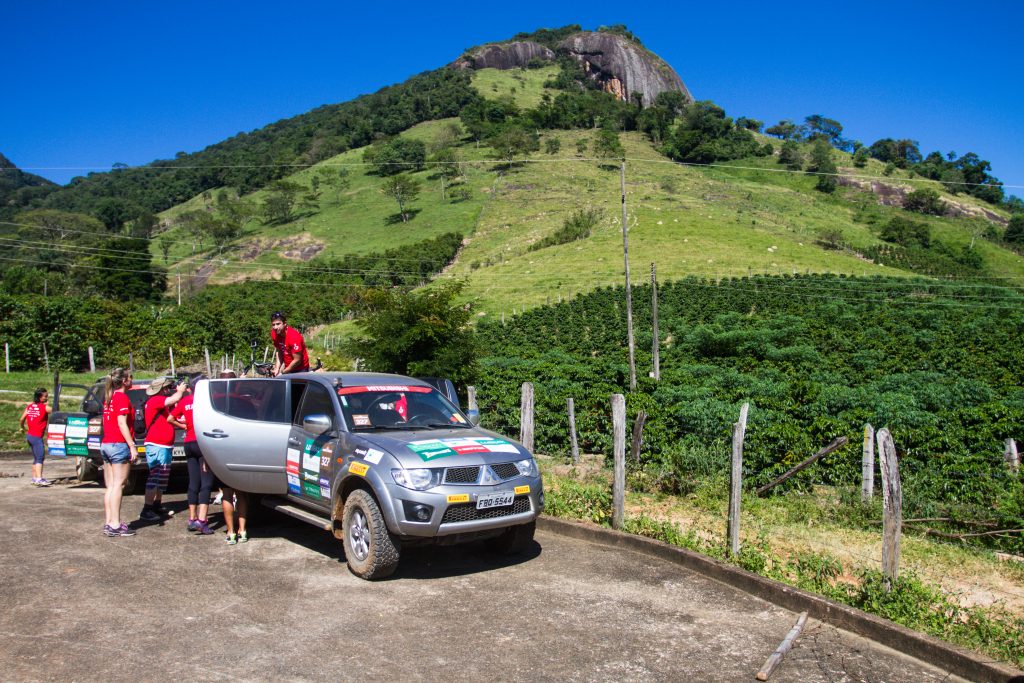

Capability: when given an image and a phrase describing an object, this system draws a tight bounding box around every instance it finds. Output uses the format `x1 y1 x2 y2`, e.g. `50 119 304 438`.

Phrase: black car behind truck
49 377 187 492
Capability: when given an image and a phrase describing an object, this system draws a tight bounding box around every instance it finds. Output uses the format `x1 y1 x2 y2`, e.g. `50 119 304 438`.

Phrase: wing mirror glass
303 413 333 435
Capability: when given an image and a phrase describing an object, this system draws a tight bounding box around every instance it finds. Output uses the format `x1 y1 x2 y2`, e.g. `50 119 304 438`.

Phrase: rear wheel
342 489 400 580
485 521 536 555
76 457 100 483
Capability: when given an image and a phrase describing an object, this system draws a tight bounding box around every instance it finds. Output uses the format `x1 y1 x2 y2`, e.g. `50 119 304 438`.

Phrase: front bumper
386 474 544 538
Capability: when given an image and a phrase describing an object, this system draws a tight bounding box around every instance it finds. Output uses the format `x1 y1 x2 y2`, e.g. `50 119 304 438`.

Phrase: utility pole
620 160 636 391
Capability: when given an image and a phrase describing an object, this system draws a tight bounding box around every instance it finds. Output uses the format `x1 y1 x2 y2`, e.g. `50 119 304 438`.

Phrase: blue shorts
145 444 173 468
101 442 132 465
26 435 45 465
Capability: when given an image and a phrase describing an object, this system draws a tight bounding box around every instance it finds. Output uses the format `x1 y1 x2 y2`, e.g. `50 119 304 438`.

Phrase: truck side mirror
303 413 333 435
467 409 481 426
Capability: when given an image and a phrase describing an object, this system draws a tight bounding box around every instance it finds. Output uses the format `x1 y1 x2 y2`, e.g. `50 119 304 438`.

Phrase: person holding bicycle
270 311 309 375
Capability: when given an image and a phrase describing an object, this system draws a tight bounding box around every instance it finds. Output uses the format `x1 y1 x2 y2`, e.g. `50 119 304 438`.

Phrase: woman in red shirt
100 368 137 537
20 387 51 486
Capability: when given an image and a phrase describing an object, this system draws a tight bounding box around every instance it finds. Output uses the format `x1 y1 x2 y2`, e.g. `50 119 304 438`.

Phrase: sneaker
139 506 162 522
226 533 237 545
196 520 213 535
213 491 223 505
152 503 174 518
36 478 52 487
103 524 120 537
238 531 248 543
116 523 136 537
187 518 200 532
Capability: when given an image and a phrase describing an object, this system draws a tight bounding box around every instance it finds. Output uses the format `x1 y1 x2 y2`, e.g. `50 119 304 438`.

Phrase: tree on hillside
263 180 303 224
903 188 945 216
766 120 799 140
853 147 869 168
779 141 803 170
94 197 143 233
735 117 763 133
544 137 562 155
10 209 105 274
593 129 625 167
1005 214 1024 244
662 101 765 164
807 139 837 193
380 174 421 223
346 280 478 386
637 105 674 144
335 167 352 203
364 137 427 176
488 125 540 165
78 237 166 301
803 114 845 148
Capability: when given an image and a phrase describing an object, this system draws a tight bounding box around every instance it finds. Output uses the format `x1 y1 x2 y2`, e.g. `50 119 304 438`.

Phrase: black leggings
185 441 215 506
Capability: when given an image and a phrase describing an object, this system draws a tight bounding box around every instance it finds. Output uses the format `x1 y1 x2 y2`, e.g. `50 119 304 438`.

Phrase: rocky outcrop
452 31 692 108
453 41 555 71
837 174 1008 225
557 32 692 107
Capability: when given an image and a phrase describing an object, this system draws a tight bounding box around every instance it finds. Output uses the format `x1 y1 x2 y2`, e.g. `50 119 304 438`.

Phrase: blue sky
4 1 1022 197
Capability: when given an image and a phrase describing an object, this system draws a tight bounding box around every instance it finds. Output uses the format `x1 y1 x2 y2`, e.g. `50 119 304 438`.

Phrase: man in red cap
270 311 309 375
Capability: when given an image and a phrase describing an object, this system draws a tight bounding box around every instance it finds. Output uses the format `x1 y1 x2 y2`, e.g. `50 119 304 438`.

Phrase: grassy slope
150 66 1023 314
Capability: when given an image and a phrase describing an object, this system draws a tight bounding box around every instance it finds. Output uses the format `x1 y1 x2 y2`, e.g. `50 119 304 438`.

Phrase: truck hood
356 426 532 468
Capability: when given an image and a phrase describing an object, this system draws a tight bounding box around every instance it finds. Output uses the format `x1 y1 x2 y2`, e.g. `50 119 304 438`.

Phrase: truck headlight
515 458 538 477
391 468 441 491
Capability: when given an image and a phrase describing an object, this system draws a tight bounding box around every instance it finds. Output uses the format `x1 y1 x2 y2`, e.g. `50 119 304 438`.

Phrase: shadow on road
259 508 543 580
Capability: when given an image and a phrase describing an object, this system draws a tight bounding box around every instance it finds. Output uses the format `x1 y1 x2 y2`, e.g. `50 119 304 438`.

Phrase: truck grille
441 497 531 524
443 463 521 485
444 466 480 484
490 463 520 479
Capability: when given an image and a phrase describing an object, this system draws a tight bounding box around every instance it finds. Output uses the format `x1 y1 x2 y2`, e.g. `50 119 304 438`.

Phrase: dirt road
0 455 970 682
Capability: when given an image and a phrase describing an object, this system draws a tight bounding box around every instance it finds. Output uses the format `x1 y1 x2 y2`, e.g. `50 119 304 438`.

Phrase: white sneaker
213 491 223 505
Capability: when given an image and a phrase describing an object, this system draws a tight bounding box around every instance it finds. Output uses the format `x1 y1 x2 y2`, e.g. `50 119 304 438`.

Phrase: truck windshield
336 384 470 431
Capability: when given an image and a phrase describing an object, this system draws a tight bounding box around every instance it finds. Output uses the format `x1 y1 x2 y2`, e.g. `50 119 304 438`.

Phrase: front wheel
342 489 400 580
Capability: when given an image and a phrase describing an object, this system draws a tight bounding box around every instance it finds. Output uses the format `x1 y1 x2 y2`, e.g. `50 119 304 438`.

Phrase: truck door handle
203 430 229 439
288 437 301 445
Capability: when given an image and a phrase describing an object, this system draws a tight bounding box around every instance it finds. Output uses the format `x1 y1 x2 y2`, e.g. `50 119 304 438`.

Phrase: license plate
172 447 185 458
476 491 515 510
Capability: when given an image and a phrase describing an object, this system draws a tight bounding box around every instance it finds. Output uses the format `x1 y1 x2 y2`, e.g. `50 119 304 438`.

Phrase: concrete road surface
0 455 971 682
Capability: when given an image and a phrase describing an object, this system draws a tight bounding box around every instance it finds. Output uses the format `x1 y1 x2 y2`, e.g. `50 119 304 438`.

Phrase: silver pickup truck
193 372 544 579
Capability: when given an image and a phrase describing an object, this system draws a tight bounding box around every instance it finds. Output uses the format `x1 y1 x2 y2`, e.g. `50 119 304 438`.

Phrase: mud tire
342 489 400 580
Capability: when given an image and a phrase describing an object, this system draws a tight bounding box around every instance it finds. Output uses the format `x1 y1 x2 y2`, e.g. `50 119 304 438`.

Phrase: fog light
402 500 434 522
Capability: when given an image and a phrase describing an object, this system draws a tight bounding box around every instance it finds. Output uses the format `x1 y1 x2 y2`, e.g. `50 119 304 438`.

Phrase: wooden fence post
88 346 95 372
169 347 176 376
520 382 534 452
567 398 579 464
1005 438 1020 474
4 343 8 373
263 346 270 363
612 393 626 530
204 347 212 377
466 386 479 425
877 428 902 590
42 343 49 373
862 423 875 502
630 410 647 463
729 402 749 557
128 352 134 374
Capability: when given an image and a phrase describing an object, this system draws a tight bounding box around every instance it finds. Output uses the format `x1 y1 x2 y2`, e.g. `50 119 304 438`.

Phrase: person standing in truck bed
270 311 309 375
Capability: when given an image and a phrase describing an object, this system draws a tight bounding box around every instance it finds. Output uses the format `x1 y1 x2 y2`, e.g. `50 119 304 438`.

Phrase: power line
4 154 1022 189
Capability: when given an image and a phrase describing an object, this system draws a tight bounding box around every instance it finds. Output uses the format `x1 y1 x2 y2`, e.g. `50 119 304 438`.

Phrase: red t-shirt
272 325 309 372
102 391 134 444
23 402 49 438
144 394 177 447
170 395 196 443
